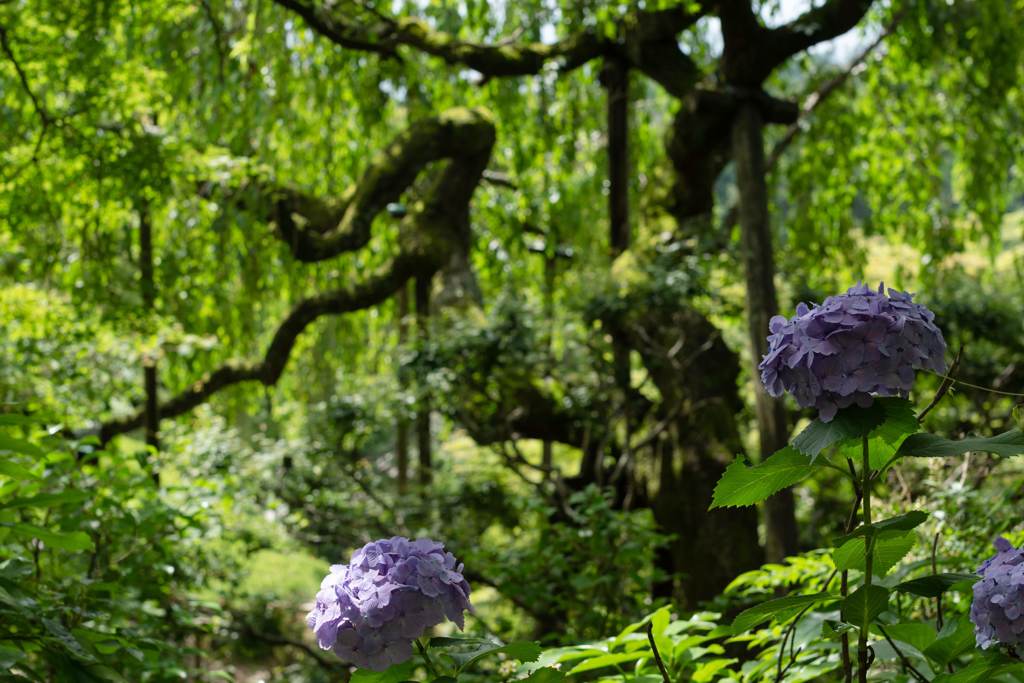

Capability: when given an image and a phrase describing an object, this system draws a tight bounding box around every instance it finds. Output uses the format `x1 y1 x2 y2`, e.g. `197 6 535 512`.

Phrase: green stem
416 639 440 677
858 435 873 683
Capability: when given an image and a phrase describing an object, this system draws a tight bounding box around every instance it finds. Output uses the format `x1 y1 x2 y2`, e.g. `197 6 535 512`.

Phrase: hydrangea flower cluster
306 536 472 670
971 537 1024 649
759 282 946 421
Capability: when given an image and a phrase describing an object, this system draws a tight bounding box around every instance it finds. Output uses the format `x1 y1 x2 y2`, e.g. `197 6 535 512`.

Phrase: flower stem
416 638 440 677
858 435 873 683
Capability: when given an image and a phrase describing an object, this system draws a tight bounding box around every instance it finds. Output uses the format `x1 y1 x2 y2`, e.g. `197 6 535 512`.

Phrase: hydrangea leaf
931 648 1024 682
350 661 416 683
897 428 1024 458
865 398 921 468
834 398 920 469
832 531 915 575
894 573 978 598
731 592 835 633
709 447 815 509
791 401 887 459
840 585 890 630
430 636 541 672
876 622 938 654
839 511 928 543
924 618 976 668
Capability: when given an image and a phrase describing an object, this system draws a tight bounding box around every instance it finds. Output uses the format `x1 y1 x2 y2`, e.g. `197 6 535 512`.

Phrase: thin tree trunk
732 102 798 561
415 275 432 486
139 200 160 486
603 58 630 257
602 57 632 491
396 283 410 493
542 257 554 473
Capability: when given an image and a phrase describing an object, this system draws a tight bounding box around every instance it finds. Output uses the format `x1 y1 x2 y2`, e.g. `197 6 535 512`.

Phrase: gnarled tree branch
88 108 496 443
273 0 705 93
207 109 497 262
720 0 875 84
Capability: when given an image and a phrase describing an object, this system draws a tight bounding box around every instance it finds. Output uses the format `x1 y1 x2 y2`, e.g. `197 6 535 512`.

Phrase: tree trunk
603 58 630 257
415 275 432 486
139 200 160 486
602 57 633 489
732 102 798 561
396 282 410 494
606 301 763 606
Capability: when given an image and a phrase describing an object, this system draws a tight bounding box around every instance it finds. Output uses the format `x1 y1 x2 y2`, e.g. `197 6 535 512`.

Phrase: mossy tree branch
88 108 496 443
273 0 704 92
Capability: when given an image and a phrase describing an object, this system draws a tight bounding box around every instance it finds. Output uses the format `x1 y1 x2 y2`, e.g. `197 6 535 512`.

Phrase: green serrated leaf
709 447 814 509
898 429 1024 458
841 584 889 628
835 398 920 469
731 592 834 633
833 531 915 576
792 401 887 458
931 648 1024 682
429 636 540 672
877 622 938 654
866 398 921 468
894 573 978 598
840 511 928 543
924 618 976 668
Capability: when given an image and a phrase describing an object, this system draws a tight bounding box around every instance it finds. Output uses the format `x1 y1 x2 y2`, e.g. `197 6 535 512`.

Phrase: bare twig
240 623 350 676
932 532 944 631
918 344 963 421
878 624 929 683
646 622 671 683
0 25 51 126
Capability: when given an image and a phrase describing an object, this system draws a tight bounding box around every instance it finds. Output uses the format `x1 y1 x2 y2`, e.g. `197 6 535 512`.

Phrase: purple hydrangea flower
306 536 472 670
971 537 1024 649
759 283 946 421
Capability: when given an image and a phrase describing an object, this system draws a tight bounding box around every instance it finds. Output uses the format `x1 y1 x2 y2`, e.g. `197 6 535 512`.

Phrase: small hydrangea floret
971 537 1024 649
759 282 946 422
306 536 472 670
